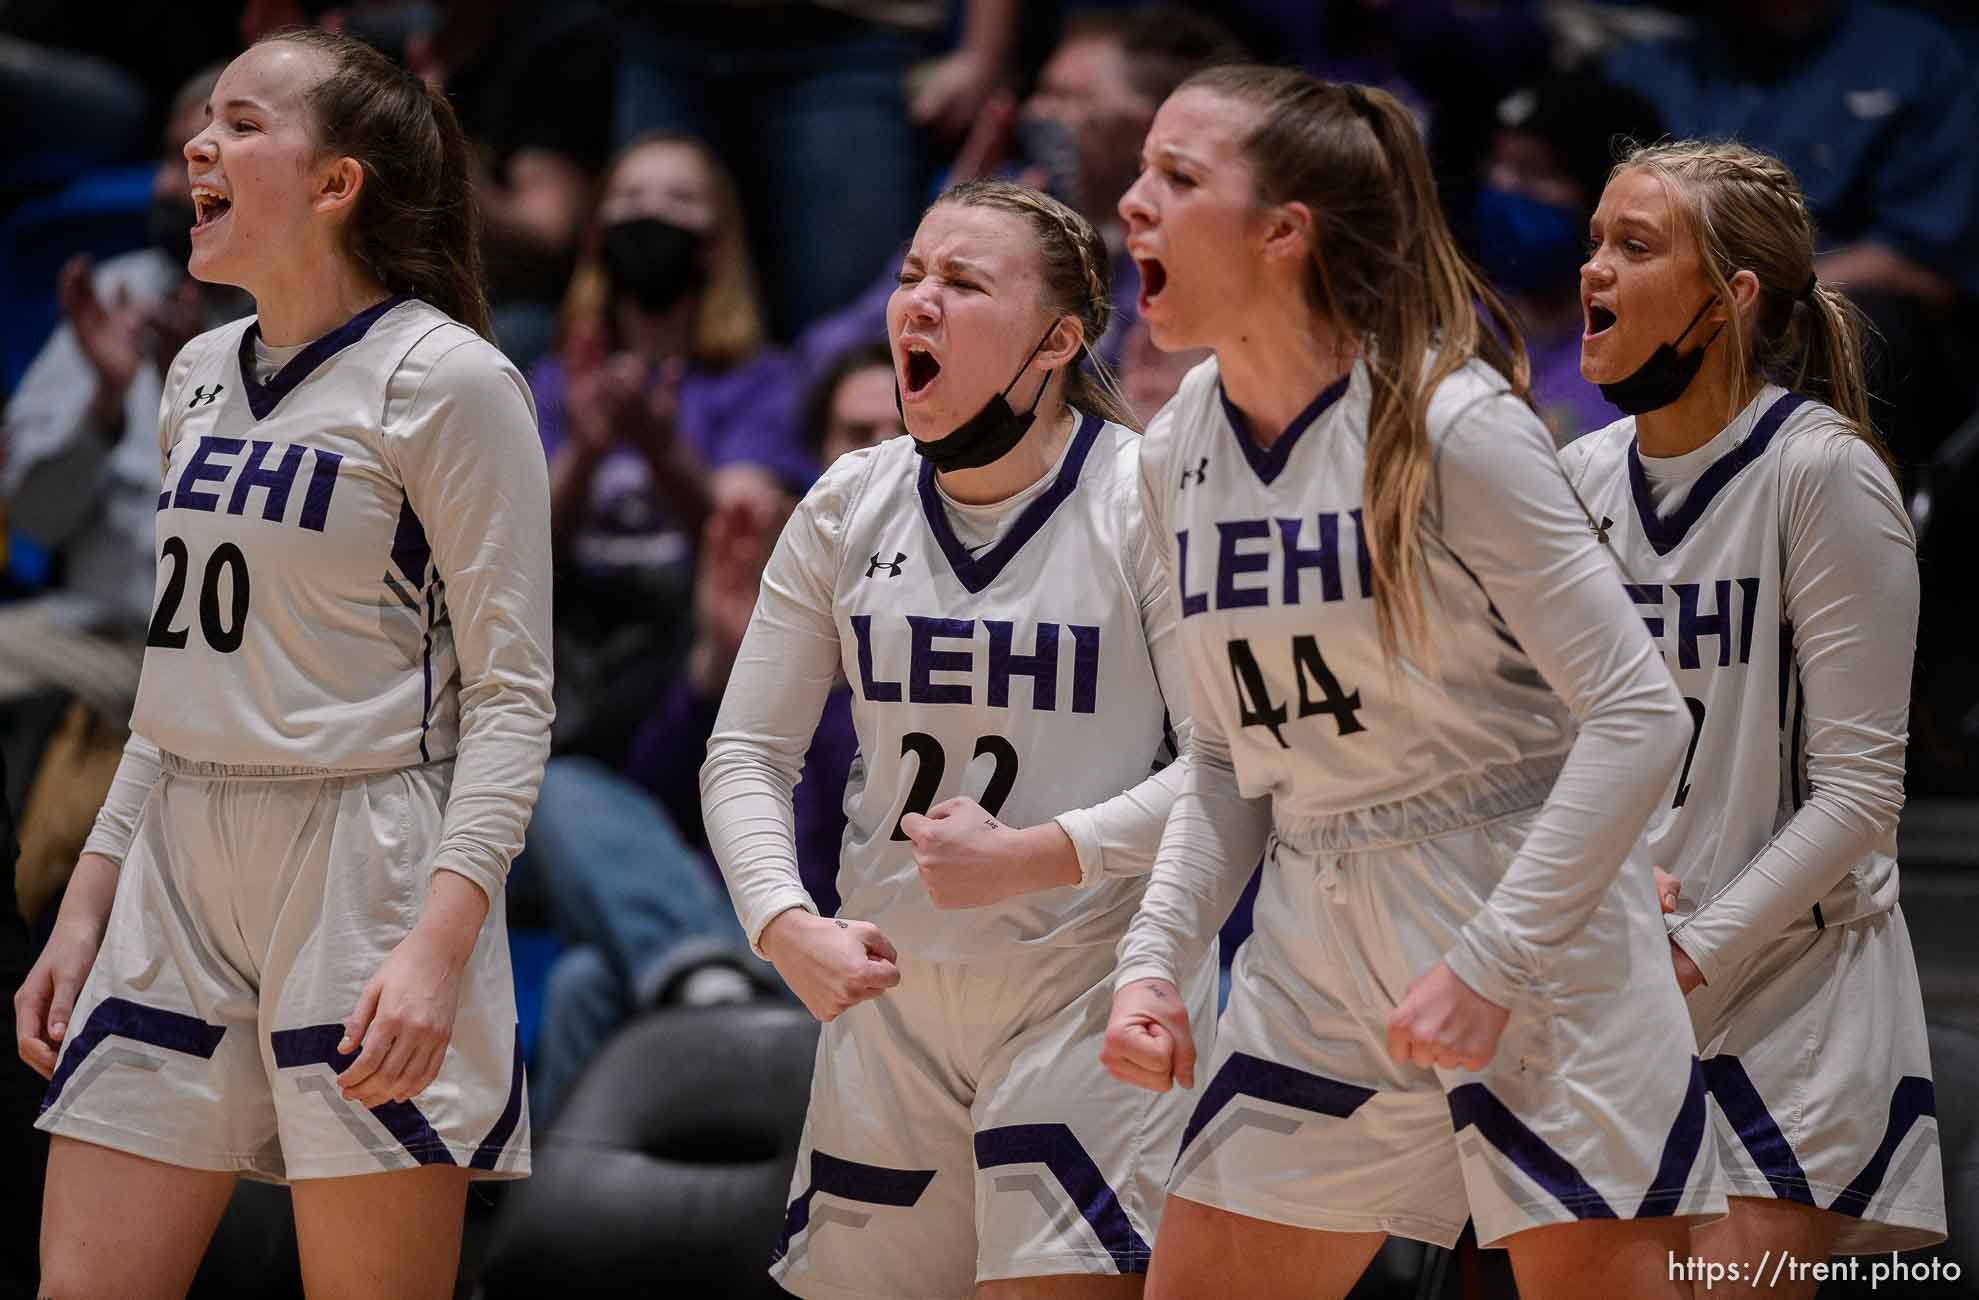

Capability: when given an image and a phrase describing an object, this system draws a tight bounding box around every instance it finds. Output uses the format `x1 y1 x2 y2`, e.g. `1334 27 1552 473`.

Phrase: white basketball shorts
37 753 528 1181
1684 905 1944 1253
772 938 1218 1300
1172 757 1725 1248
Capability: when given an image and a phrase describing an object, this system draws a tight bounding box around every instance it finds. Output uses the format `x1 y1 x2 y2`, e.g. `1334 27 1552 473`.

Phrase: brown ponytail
261 27 492 339
1183 66 1531 659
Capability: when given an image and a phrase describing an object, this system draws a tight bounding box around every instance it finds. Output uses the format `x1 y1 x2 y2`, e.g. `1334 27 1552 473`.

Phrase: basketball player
1101 69 1721 1299
14 31 551 1299
1561 140 1943 1295
700 179 1213 1299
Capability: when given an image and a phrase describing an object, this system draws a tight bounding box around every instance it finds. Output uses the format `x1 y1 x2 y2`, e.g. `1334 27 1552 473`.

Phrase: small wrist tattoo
834 920 849 929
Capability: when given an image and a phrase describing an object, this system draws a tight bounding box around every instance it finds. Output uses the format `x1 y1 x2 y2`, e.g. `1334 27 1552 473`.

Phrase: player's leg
37 1136 237 1300
36 774 280 1296
290 1165 472 1300
1683 1198 1846 1300
1427 811 1723 1297
776 953 979 1299
263 767 530 1182
1145 1197 1386 1300
973 938 1241 1297
1501 1217 1694 1300
1679 909 1944 1292
1155 838 1471 1273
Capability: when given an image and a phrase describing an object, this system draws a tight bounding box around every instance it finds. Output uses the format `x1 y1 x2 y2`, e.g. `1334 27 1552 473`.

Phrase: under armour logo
1593 515 1614 545
188 384 224 408
866 551 906 578
1179 457 1208 488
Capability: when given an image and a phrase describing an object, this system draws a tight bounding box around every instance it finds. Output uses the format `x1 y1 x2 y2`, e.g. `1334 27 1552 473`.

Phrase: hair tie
1799 271 1818 302
1343 84 1376 123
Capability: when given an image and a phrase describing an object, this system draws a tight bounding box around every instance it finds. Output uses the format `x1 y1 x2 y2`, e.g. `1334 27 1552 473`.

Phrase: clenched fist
760 909 902 1022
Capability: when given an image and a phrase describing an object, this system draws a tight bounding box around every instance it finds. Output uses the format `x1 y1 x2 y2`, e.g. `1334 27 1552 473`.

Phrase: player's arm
1051 455 1198 888
1432 394 1688 1010
1669 432 1917 986
1112 423 1270 994
335 336 554 1106
394 338 555 905
700 455 904 1020
699 453 863 954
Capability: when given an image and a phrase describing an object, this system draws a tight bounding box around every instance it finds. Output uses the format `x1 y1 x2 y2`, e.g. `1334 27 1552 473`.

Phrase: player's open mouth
902 343 941 399
191 186 232 232
1136 257 1168 313
1584 301 1617 340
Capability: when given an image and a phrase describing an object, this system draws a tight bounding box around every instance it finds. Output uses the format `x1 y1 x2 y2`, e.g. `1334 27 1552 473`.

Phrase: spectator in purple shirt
531 130 808 755
518 342 904 1125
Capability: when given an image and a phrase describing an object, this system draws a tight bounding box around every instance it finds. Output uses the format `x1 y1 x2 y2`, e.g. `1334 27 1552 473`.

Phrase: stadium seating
477 1001 818 1298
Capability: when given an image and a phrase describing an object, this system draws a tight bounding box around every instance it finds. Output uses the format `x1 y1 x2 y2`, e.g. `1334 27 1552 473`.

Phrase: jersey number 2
146 535 250 653
890 732 1019 840
1672 696 1707 809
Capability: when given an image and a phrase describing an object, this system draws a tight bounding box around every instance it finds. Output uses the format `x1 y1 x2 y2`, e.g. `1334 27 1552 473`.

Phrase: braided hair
931 178 1140 431
1615 139 1892 474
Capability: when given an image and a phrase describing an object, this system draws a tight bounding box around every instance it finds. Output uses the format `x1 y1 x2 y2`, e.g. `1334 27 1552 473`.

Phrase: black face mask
148 196 197 268
1597 299 1723 416
599 216 707 312
904 324 1059 472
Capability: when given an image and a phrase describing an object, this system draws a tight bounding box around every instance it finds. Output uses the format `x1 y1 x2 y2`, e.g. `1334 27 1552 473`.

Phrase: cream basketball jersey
132 295 547 770
1143 356 1581 815
709 414 1181 961
122 296 554 897
1561 387 1910 944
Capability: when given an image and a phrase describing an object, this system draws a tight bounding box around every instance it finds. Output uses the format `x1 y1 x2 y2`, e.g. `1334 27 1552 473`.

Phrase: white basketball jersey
1145 357 1576 816
1561 387 1901 932
811 416 1174 959
130 296 548 774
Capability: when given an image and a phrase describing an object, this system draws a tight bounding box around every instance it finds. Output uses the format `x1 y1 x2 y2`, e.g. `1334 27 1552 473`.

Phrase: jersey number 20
146 535 250 653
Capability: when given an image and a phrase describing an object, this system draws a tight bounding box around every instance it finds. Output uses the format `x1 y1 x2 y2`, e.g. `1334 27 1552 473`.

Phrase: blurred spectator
612 0 1022 339
1605 0 1979 463
795 340 905 468
779 3 1245 436
0 66 248 723
406 0 620 370
532 131 804 755
0 35 149 191
517 342 901 1124
973 5 1243 358
1116 319 1210 426
0 3 239 189
0 66 249 934
1176 1 1553 226
1471 72 1667 444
